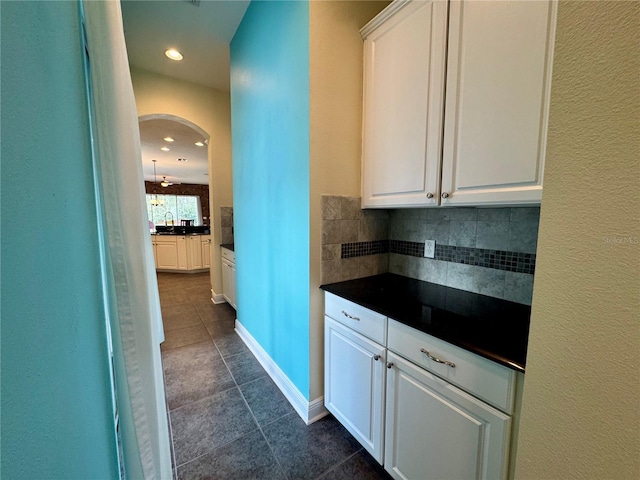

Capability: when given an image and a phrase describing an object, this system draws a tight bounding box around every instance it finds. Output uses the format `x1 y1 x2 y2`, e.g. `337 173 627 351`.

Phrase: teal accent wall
230 1 310 397
0 2 118 478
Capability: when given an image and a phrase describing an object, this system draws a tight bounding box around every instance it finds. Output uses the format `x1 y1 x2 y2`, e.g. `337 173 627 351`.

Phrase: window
146 194 202 228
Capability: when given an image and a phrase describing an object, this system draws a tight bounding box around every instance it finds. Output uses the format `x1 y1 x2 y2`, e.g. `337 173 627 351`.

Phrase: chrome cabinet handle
342 310 360 321
373 354 380 361
420 348 456 368
426 192 434 199
386 362 394 369
441 192 450 199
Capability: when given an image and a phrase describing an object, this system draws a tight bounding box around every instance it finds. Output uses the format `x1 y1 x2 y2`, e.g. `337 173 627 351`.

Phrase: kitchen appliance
180 219 194 226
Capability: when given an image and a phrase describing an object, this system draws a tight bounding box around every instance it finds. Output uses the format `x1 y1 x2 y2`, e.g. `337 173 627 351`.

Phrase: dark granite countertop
151 232 210 236
320 273 530 373
220 243 234 251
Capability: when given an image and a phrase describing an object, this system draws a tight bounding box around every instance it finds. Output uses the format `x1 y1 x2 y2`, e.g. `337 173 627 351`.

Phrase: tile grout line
314 448 365 480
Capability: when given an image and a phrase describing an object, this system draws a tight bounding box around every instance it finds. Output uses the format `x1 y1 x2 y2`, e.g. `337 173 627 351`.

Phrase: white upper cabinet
361 0 557 208
361 0 448 208
441 0 556 206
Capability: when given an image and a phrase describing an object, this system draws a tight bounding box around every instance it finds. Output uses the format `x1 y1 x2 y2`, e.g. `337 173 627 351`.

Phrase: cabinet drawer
325 293 387 345
387 319 516 414
221 247 235 264
155 236 177 244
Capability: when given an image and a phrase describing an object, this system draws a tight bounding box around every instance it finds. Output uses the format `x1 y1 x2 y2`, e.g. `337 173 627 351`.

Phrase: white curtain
82 1 172 478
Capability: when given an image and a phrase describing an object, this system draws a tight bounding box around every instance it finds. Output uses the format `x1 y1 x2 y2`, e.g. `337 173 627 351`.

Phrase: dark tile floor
158 272 392 480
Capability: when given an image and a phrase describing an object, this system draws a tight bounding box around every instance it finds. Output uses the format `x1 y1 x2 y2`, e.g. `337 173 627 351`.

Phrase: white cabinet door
176 236 188 270
384 353 511 480
230 263 236 309
151 240 158 269
201 236 211 269
221 257 236 308
361 0 448 208
325 316 386 462
221 258 232 304
441 0 556 206
155 238 179 270
188 236 203 269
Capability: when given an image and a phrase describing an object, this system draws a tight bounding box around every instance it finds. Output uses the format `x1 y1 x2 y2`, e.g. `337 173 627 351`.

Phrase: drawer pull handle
386 362 393 369
341 310 360 321
420 348 456 368
373 354 380 361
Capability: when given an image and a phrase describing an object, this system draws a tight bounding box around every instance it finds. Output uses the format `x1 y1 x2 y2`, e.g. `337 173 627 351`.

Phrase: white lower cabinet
201 236 211 269
324 294 516 480
221 247 236 308
155 236 179 270
384 352 511 480
324 317 385 462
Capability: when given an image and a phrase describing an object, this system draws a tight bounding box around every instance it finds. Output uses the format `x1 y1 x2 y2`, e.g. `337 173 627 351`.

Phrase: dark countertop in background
153 225 210 236
321 273 531 372
151 232 210 236
220 243 235 251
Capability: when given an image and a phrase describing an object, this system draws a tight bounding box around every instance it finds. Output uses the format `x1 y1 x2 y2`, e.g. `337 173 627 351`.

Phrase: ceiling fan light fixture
161 176 171 188
164 49 183 61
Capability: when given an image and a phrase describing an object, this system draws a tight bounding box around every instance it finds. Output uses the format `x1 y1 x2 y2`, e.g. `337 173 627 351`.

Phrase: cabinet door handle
341 310 360 321
426 192 434 199
441 192 450 199
386 362 393 369
373 354 380 361
420 348 456 368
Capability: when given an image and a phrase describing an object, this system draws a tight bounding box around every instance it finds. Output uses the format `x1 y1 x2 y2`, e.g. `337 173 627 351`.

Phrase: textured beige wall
308 1 390 400
515 2 639 478
131 68 233 297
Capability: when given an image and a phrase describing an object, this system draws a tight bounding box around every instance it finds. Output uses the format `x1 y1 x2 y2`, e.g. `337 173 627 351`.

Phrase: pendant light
150 160 164 206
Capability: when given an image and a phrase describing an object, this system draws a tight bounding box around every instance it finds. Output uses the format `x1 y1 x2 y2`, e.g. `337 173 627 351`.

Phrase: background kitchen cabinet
187 235 203 270
325 316 385 462
176 236 188 270
155 236 179 270
154 235 211 272
360 0 556 208
361 0 447 208
151 239 158 268
384 353 511 480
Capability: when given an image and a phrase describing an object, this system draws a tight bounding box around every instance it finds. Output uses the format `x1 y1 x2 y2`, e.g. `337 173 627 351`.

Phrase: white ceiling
139 118 209 185
121 0 249 185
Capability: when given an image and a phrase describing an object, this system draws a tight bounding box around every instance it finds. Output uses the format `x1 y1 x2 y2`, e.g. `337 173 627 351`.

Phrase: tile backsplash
220 206 234 244
321 196 389 284
320 195 540 305
388 207 539 305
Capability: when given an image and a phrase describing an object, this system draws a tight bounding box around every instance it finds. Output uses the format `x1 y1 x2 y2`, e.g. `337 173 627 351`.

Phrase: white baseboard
211 289 226 305
235 319 328 425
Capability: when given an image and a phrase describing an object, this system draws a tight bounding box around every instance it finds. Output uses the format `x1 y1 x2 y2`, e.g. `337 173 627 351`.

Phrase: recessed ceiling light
163 137 174 143
164 49 183 61
160 146 170 152
195 142 205 147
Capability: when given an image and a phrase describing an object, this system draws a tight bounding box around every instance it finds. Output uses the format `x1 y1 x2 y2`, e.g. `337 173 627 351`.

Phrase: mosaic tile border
341 239 536 274
341 240 389 259
389 240 536 275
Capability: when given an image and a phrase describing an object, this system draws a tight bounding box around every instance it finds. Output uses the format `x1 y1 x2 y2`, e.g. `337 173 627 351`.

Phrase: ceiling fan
160 176 174 188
